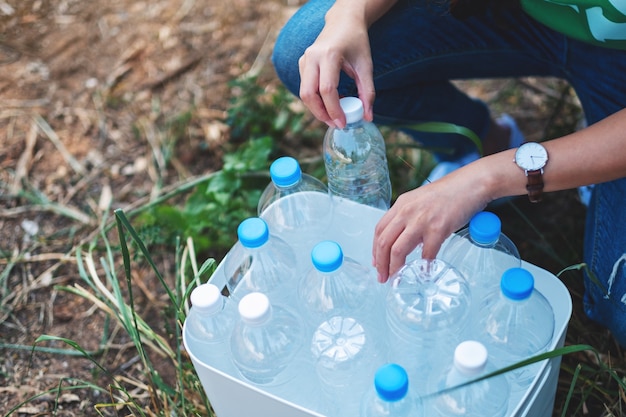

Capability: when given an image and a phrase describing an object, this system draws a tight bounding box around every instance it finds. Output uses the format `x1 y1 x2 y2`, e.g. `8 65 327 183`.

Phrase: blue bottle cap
374 363 409 402
469 211 501 245
311 240 343 272
500 267 534 300
237 217 269 248
270 156 302 187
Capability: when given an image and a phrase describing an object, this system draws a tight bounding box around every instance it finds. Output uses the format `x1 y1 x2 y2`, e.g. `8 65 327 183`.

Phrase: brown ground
1 0 295 414
0 0 618 416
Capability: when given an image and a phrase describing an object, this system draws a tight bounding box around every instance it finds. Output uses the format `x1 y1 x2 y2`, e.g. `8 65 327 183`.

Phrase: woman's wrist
474 149 527 203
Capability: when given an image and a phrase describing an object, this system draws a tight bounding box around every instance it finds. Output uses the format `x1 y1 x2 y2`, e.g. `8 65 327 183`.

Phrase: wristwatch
514 142 548 203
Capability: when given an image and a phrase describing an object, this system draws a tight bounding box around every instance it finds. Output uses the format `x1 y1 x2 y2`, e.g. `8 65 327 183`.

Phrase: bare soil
1 0 294 414
0 0 619 416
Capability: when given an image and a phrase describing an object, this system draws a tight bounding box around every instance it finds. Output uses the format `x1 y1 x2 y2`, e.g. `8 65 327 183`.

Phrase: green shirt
521 0 626 49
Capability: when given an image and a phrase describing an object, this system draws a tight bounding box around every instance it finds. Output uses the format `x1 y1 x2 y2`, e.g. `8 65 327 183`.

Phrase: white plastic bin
183 193 572 417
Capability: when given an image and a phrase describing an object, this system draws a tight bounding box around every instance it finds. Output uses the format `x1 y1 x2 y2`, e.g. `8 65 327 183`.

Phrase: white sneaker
497 113 525 149
578 184 594 206
421 153 478 185
421 114 524 186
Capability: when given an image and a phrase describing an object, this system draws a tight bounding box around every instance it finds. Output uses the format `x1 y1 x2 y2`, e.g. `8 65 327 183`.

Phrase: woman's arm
372 107 626 282
298 0 398 128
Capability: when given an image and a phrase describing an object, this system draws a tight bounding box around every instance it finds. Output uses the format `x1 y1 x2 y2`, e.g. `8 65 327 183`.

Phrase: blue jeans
272 0 626 346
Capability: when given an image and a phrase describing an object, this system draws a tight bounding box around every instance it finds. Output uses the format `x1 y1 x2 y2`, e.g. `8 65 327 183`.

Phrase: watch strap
526 169 544 203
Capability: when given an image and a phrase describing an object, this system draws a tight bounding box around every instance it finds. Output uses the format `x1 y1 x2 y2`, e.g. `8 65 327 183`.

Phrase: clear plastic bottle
184 283 237 375
223 217 298 303
257 156 332 264
323 96 392 210
385 258 471 388
476 267 554 392
230 292 308 404
360 363 423 417
311 315 384 417
297 240 383 331
429 340 509 417
439 211 521 321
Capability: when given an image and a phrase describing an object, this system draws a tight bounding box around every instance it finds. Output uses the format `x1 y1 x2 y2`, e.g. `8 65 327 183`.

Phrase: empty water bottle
223 217 298 303
311 315 384 417
439 211 521 319
184 283 237 375
230 292 309 404
297 240 383 330
429 340 509 417
476 267 554 391
257 156 332 260
385 258 471 388
360 363 423 417
323 96 392 210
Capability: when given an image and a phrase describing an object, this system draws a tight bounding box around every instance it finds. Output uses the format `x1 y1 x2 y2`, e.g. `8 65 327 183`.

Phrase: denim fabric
272 0 626 345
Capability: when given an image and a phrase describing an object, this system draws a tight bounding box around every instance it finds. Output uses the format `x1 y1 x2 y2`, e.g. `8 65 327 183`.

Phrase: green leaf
396 121 483 156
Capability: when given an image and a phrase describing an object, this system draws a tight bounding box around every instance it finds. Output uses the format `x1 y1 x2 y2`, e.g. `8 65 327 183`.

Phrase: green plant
135 135 272 254
226 75 309 144
133 77 319 256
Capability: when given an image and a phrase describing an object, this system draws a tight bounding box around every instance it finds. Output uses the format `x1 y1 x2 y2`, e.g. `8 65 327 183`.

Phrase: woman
272 0 626 345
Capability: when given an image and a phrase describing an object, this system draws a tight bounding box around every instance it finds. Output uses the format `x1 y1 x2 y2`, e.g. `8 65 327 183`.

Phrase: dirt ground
0 0 611 415
0 0 297 414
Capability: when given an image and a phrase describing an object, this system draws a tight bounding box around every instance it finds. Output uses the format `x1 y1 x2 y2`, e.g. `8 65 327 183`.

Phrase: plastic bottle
323 96 392 211
476 267 554 392
429 340 509 417
297 240 383 331
439 211 521 322
257 156 332 264
360 363 422 417
223 217 298 303
230 292 309 404
311 315 384 417
385 258 471 388
184 283 237 375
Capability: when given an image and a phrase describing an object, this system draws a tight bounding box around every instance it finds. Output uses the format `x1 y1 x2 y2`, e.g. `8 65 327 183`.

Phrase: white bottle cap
190 283 222 315
454 340 488 376
238 292 271 325
339 97 364 124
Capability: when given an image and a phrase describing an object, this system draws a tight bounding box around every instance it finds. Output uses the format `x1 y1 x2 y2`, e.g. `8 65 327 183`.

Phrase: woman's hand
372 106 626 282
298 12 375 128
297 0 397 127
372 162 497 283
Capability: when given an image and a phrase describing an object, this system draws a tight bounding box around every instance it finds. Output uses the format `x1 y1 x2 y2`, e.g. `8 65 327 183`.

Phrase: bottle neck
470 237 497 248
447 366 471 387
197 297 225 316
344 119 364 129
501 291 530 303
375 395 405 408
275 179 301 190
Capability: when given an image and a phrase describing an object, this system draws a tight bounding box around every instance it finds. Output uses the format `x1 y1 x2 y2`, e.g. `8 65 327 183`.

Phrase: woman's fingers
373 200 426 283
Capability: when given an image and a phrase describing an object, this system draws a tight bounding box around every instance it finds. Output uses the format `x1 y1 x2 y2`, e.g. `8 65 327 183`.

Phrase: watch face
515 142 548 171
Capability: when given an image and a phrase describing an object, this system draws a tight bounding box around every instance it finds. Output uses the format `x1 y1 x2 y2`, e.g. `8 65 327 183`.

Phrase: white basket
183 193 572 417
